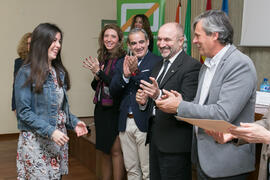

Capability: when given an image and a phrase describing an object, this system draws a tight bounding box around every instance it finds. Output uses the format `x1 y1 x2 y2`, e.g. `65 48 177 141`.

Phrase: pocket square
141 69 150 72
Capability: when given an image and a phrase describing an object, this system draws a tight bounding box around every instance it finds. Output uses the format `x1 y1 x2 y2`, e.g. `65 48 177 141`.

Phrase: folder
175 116 236 133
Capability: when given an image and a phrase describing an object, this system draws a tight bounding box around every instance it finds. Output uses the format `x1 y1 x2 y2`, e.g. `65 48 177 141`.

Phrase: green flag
184 0 191 55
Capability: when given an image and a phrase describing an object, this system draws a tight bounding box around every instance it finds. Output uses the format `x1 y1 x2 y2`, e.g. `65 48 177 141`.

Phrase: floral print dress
17 68 68 180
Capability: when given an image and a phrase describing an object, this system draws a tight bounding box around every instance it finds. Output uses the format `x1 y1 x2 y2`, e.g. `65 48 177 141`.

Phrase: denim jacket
14 64 79 138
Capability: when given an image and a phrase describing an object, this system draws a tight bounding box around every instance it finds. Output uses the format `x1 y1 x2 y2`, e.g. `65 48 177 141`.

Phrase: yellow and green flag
117 0 166 55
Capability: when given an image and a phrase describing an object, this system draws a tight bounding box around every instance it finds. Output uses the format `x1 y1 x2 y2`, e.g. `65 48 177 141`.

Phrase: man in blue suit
110 28 161 180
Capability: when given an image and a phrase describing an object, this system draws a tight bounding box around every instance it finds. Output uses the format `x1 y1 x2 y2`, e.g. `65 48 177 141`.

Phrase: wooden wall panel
249 48 270 88
164 0 178 23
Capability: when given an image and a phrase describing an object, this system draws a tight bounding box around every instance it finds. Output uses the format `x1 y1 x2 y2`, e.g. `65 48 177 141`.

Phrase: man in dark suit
137 22 201 180
110 28 161 180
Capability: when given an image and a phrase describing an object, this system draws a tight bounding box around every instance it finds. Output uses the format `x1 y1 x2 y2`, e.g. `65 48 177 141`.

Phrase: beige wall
166 0 270 89
2 0 269 134
0 0 116 134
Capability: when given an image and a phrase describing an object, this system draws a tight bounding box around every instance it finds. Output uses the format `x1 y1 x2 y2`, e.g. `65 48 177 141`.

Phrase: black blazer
110 51 162 132
148 50 201 153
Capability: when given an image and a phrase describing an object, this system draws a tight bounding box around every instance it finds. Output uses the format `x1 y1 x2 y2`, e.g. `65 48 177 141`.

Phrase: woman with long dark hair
15 23 88 179
83 24 126 180
131 14 154 52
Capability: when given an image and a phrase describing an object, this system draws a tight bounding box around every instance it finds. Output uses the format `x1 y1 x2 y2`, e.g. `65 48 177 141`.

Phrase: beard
159 46 176 59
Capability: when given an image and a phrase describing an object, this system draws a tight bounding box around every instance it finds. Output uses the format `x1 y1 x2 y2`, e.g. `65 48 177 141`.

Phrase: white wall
240 0 270 46
0 0 116 134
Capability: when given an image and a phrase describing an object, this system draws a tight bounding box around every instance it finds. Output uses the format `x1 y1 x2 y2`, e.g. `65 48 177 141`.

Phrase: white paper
175 116 236 133
256 91 270 106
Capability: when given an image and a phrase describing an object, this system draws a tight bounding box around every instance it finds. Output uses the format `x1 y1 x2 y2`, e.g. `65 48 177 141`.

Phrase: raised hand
51 129 69 146
140 77 160 100
155 89 182 114
75 121 88 137
128 55 138 73
83 56 100 74
230 122 270 144
205 130 234 144
136 89 148 105
123 56 132 78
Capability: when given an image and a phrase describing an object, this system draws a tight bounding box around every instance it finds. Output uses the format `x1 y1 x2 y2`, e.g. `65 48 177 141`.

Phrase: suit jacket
148 50 201 153
110 51 162 132
177 45 257 178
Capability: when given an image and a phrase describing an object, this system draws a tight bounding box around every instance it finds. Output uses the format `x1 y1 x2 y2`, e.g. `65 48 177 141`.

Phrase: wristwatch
231 138 239 144
96 70 102 77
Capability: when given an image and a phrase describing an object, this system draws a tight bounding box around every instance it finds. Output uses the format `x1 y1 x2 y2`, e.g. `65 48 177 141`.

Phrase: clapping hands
83 56 102 75
136 89 148 105
123 55 138 77
140 77 160 100
155 89 183 114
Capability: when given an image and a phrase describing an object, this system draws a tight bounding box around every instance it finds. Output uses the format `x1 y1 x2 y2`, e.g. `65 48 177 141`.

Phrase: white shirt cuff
122 74 130 83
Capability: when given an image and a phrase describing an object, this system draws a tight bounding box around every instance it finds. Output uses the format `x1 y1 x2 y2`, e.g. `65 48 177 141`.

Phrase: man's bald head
157 22 184 59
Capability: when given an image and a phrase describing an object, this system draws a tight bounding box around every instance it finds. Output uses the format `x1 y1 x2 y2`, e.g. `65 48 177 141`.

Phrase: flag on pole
200 0 211 64
206 0 212 10
184 0 191 55
222 0 228 15
175 0 181 23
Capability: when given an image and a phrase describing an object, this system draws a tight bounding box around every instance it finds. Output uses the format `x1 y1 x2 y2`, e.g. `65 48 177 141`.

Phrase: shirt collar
138 50 149 61
138 50 148 66
166 49 182 64
204 44 231 68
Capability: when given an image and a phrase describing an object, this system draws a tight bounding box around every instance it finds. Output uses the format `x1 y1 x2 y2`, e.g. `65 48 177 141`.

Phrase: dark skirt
94 102 119 154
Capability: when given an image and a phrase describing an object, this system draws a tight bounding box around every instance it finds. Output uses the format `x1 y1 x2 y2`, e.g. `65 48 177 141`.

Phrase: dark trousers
150 137 191 180
268 158 270 180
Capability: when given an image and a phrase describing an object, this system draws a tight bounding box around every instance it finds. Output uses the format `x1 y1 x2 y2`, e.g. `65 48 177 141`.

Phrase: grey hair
127 28 149 44
193 10 233 44
175 23 184 39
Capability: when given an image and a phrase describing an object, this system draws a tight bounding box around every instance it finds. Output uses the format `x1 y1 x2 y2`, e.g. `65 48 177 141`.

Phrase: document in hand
175 116 236 133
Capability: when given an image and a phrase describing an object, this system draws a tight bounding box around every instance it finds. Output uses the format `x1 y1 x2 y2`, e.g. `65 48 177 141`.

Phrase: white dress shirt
199 44 231 105
152 50 182 115
139 50 183 114
195 44 230 134
155 50 182 100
